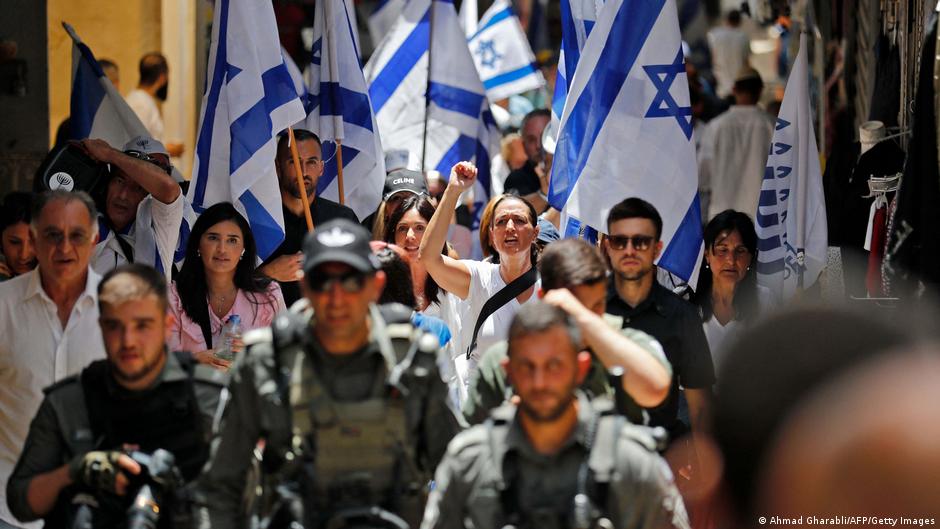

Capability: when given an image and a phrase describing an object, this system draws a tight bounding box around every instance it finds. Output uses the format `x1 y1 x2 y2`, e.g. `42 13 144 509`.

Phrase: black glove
68 451 125 493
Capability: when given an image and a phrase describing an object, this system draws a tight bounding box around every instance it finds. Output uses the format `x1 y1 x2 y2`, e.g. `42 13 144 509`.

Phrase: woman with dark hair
383 194 448 314
0 191 36 280
420 162 541 385
693 209 762 373
168 202 286 368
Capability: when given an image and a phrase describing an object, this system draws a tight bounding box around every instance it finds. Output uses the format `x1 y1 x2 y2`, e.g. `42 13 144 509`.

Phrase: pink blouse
167 281 287 353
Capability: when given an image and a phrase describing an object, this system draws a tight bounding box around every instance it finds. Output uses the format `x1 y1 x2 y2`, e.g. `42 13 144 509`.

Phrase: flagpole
288 126 316 232
336 139 346 204
420 0 436 172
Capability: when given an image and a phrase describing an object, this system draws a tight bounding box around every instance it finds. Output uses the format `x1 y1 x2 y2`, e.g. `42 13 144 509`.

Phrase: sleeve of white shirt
149 193 185 276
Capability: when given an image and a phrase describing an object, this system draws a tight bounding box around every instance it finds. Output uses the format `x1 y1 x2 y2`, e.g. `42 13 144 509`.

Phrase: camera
125 449 185 529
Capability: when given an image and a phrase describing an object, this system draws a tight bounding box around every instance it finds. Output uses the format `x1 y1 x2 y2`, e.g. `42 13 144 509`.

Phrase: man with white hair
0 191 106 529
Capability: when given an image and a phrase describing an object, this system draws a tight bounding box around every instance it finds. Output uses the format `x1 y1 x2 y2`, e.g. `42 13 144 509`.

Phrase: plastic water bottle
215 315 241 361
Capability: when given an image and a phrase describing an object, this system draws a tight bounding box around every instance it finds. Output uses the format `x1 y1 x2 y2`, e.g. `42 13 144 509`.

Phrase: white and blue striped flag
304 0 386 220
755 34 827 303
64 23 151 148
548 0 605 241
468 0 545 102
548 0 703 282
188 0 307 260
64 22 192 277
365 0 499 226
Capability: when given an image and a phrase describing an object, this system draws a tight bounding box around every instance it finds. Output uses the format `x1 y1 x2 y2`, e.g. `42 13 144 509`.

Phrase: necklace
208 287 238 315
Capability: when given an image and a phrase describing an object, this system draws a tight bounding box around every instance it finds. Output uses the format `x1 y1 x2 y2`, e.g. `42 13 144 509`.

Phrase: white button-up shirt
0 267 105 527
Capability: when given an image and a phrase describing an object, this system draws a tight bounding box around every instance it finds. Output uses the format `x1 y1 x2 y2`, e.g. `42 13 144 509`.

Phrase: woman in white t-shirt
692 210 763 376
420 161 541 386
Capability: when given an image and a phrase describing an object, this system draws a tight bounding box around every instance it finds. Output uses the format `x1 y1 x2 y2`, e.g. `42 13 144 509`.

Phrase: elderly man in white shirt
0 191 106 529
78 136 184 280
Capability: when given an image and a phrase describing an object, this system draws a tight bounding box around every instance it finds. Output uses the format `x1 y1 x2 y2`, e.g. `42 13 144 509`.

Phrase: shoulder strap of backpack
466 265 538 359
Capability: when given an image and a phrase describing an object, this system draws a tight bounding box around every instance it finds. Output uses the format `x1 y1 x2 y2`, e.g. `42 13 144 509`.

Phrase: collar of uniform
308 330 384 364
23 266 100 308
103 347 182 396
502 391 596 462
606 279 669 318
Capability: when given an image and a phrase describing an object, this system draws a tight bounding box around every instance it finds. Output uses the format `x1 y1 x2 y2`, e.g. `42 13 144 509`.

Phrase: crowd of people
1 15 938 529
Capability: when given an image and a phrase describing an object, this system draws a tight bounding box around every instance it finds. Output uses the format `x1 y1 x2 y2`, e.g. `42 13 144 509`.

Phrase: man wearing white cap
77 136 184 279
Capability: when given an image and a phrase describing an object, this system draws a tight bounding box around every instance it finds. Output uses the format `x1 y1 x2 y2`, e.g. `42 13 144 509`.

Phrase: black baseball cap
302 219 380 277
383 169 428 200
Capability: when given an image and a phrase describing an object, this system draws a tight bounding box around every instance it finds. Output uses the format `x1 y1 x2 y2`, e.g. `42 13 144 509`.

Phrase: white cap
122 135 169 156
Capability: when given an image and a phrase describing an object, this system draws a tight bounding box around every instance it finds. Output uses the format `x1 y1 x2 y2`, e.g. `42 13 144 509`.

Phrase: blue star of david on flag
475 39 503 69
643 46 692 140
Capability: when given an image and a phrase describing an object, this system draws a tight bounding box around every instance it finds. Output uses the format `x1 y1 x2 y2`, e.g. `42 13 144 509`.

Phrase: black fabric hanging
868 34 901 128
885 14 940 296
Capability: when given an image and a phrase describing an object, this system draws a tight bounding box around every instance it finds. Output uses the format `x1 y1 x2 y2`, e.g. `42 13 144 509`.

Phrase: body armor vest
272 304 438 529
80 352 209 481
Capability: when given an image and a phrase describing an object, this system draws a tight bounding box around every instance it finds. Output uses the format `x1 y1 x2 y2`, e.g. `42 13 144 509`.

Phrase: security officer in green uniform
196 218 462 529
463 238 672 425
5 264 227 528
422 302 690 529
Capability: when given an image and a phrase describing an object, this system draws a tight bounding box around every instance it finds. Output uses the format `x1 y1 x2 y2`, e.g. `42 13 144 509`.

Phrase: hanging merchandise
823 124 905 299
883 13 940 297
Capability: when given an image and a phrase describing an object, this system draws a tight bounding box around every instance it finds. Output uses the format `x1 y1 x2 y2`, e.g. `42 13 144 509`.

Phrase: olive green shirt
5 352 226 523
422 395 690 529
196 317 462 529
462 314 671 424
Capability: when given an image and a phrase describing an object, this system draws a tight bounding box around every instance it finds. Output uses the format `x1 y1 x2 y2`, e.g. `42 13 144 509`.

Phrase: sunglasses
124 149 172 175
606 234 655 251
307 271 367 293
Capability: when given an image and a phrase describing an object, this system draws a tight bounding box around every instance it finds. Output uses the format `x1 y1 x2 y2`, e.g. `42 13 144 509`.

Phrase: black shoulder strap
466 266 538 359
114 231 135 264
198 315 214 350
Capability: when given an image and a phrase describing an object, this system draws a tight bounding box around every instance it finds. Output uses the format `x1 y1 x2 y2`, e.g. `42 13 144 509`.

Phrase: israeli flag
303 0 386 220
65 23 151 146
756 34 827 303
548 0 605 241
468 0 545 102
548 0 703 282
551 0 606 125
188 0 307 260
368 0 407 49
365 0 499 225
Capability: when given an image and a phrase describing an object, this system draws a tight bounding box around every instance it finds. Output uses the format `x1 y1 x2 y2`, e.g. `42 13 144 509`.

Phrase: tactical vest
62 351 211 529
484 399 662 529
271 303 440 529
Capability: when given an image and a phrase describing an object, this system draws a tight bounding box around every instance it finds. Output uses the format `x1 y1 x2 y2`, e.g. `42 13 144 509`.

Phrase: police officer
197 218 462 529
422 302 690 529
5 264 227 528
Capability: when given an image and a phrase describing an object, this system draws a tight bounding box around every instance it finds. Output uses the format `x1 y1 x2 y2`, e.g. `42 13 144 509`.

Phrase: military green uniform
462 314 671 425
422 394 690 529
5 351 227 527
196 304 462 529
